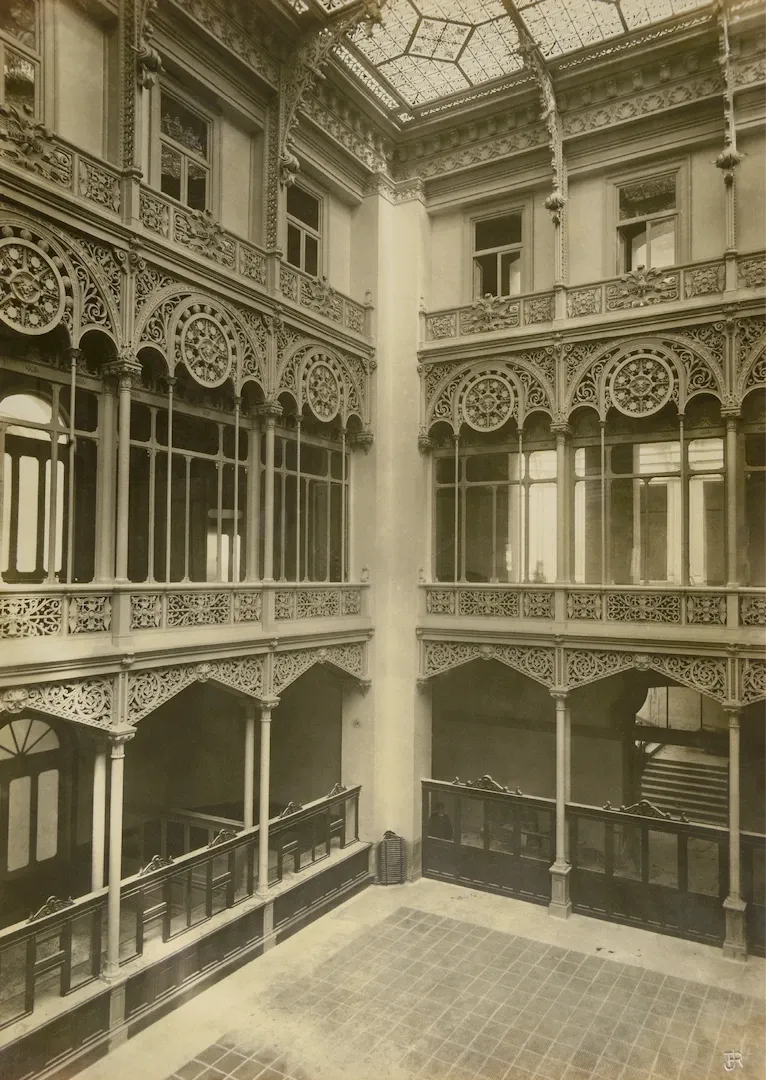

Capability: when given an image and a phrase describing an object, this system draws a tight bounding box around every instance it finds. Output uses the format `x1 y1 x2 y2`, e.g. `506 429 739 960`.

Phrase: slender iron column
257 699 279 895
103 727 134 978
105 353 142 583
723 707 747 959
91 743 107 891
549 691 572 918
259 405 282 582
244 703 256 829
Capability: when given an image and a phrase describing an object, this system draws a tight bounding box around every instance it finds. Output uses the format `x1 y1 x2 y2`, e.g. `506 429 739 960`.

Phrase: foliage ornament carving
607 799 672 820
740 659 766 704
460 294 520 334
0 595 63 638
740 595 766 627
0 105 73 186
421 641 554 687
209 828 239 847
0 234 72 336
606 266 679 309
139 854 173 875
737 255 766 290
564 648 728 701
28 895 75 922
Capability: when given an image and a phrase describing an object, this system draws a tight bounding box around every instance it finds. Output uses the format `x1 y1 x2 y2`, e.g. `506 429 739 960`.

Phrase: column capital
550 420 571 437
417 432 434 455
349 428 374 454
104 351 142 389
550 689 569 703
259 697 280 714
724 706 741 727
109 725 136 756
256 402 283 425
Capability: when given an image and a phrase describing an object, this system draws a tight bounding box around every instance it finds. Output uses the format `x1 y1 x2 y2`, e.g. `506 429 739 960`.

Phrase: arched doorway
0 714 72 925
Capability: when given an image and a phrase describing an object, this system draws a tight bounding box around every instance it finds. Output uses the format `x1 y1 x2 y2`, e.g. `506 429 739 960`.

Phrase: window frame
285 181 323 278
0 0 42 118
470 207 525 301
608 159 689 275
151 81 217 214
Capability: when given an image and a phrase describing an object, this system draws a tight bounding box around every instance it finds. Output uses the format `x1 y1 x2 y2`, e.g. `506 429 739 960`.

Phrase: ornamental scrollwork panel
0 679 113 729
646 653 727 702
424 357 554 435
0 595 63 638
271 642 366 695
563 647 728 700
740 659 766 704
736 316 766 399
421 641 554 687
276 341 372 427
128 656 266 722
564 649 635 688
740 594 766 627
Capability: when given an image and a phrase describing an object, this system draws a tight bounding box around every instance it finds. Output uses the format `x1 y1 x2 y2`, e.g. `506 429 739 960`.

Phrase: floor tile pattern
167 907 765 1080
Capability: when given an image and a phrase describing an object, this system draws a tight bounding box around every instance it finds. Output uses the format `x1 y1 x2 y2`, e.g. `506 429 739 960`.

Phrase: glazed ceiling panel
326 0 712 120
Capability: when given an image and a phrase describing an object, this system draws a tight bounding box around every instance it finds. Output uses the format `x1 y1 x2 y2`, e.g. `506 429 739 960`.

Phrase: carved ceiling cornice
164 0 283 88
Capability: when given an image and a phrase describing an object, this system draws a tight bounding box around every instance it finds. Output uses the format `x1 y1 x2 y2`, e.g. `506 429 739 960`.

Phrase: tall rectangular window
617 174 677 272
473 212 522 299
159 91 210 211
286 185 321 276
0 0 39 115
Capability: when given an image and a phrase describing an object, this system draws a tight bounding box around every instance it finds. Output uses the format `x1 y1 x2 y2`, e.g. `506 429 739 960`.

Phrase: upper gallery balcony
420 253 766 348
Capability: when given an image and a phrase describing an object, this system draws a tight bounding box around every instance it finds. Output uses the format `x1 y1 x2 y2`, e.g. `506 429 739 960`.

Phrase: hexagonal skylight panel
380 54 470 103
410 18 472 60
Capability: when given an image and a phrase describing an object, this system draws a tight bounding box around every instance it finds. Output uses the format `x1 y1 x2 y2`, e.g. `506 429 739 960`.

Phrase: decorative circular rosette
305 360 341 422
178 308 234 387
0 235 70 336
608 353 674 417
460 372 514 432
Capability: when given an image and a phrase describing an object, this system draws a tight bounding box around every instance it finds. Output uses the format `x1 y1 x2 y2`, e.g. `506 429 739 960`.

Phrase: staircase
640 751 728 826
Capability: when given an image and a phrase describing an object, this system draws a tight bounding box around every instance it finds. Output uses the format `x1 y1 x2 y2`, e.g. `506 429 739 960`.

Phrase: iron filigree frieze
127 656 266 722
271 642 366 695
0 679 113 728
421 641 555 688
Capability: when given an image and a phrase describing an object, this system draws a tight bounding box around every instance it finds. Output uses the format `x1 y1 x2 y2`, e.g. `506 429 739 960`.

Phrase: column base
262 899 276 951
722 895 747 961
549 860 572 919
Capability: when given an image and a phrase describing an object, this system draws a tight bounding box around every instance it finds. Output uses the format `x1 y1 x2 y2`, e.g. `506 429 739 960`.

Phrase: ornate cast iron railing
420 253 765 344
422 584 766 628
0 587 113 639
278 262 370 338
273 584 364 620
128 584 263 631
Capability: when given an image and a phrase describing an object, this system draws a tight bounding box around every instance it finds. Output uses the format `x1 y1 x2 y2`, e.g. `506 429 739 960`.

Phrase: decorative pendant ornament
462 373 514 431
609 353 673 417
179 311 233 387
306 360 341 421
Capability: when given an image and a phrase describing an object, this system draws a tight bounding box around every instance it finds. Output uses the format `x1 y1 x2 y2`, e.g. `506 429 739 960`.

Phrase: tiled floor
166 906 765 1080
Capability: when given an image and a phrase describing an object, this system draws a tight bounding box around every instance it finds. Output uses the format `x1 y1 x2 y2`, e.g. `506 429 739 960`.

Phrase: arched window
1 391 67 583
0 716 62 876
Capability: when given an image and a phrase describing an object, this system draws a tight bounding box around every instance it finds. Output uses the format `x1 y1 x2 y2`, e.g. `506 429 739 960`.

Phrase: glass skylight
326 0 712 120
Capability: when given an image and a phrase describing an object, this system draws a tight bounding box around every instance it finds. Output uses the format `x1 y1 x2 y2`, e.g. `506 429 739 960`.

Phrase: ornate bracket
715 1 741 185
208 828 240 847
327 782 347 797
278 1 387 187
279 801 304 818
503 3 565 222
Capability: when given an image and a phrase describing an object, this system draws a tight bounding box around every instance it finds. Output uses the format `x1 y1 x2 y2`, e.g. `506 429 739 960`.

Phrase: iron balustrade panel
568 803 727 947
742 832 766 957
422 781 554 904
268 786 361 887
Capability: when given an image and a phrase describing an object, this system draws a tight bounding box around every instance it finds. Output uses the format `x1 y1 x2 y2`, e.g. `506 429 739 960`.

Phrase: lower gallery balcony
418 658 765 960
0 671 372 1080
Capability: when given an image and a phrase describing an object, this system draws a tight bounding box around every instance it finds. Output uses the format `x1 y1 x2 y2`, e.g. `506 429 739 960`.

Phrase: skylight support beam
503 1 567 295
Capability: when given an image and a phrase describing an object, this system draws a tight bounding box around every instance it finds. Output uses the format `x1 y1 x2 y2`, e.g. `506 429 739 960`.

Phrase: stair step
645 761 728 777
642 783 727 801
642 775 727 793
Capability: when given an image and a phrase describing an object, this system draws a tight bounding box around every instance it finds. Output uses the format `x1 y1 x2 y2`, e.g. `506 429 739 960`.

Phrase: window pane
619 175 676 219
287 185 319 230
649 217 675 268
4 49 35 115
1 453 10 572
17 455 39 573
465 454 507 482
465 486 493 583
160 144 182 201
574 478 602 583
611 442 634 475
638 442 680 475
435 487 456 582
610 477 636 584
627 224 647 271
160 93 208 157
528 483 556 582
286 223 301 268
688 475 724 585
304 234 318 277
689 438 723 472
0 2 37 48
187 162 207 211
494 485 509 582
746 433 766 467
474 213 521 251
460 797 484 848
301 444 327 477
745 471 765 585
36 769 58 862
500 250 521 296
474 253 498 298
7 775 31 872
528 450 556 480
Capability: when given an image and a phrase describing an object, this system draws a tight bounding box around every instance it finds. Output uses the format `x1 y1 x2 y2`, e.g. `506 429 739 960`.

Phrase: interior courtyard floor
77 879 766 1080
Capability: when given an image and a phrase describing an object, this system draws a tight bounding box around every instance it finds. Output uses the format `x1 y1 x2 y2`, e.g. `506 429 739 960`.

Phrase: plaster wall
428 210 465 309
690 145 726 261
567 173 606 284
52 0 108 158
328 195 353 296
736 129 766 253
